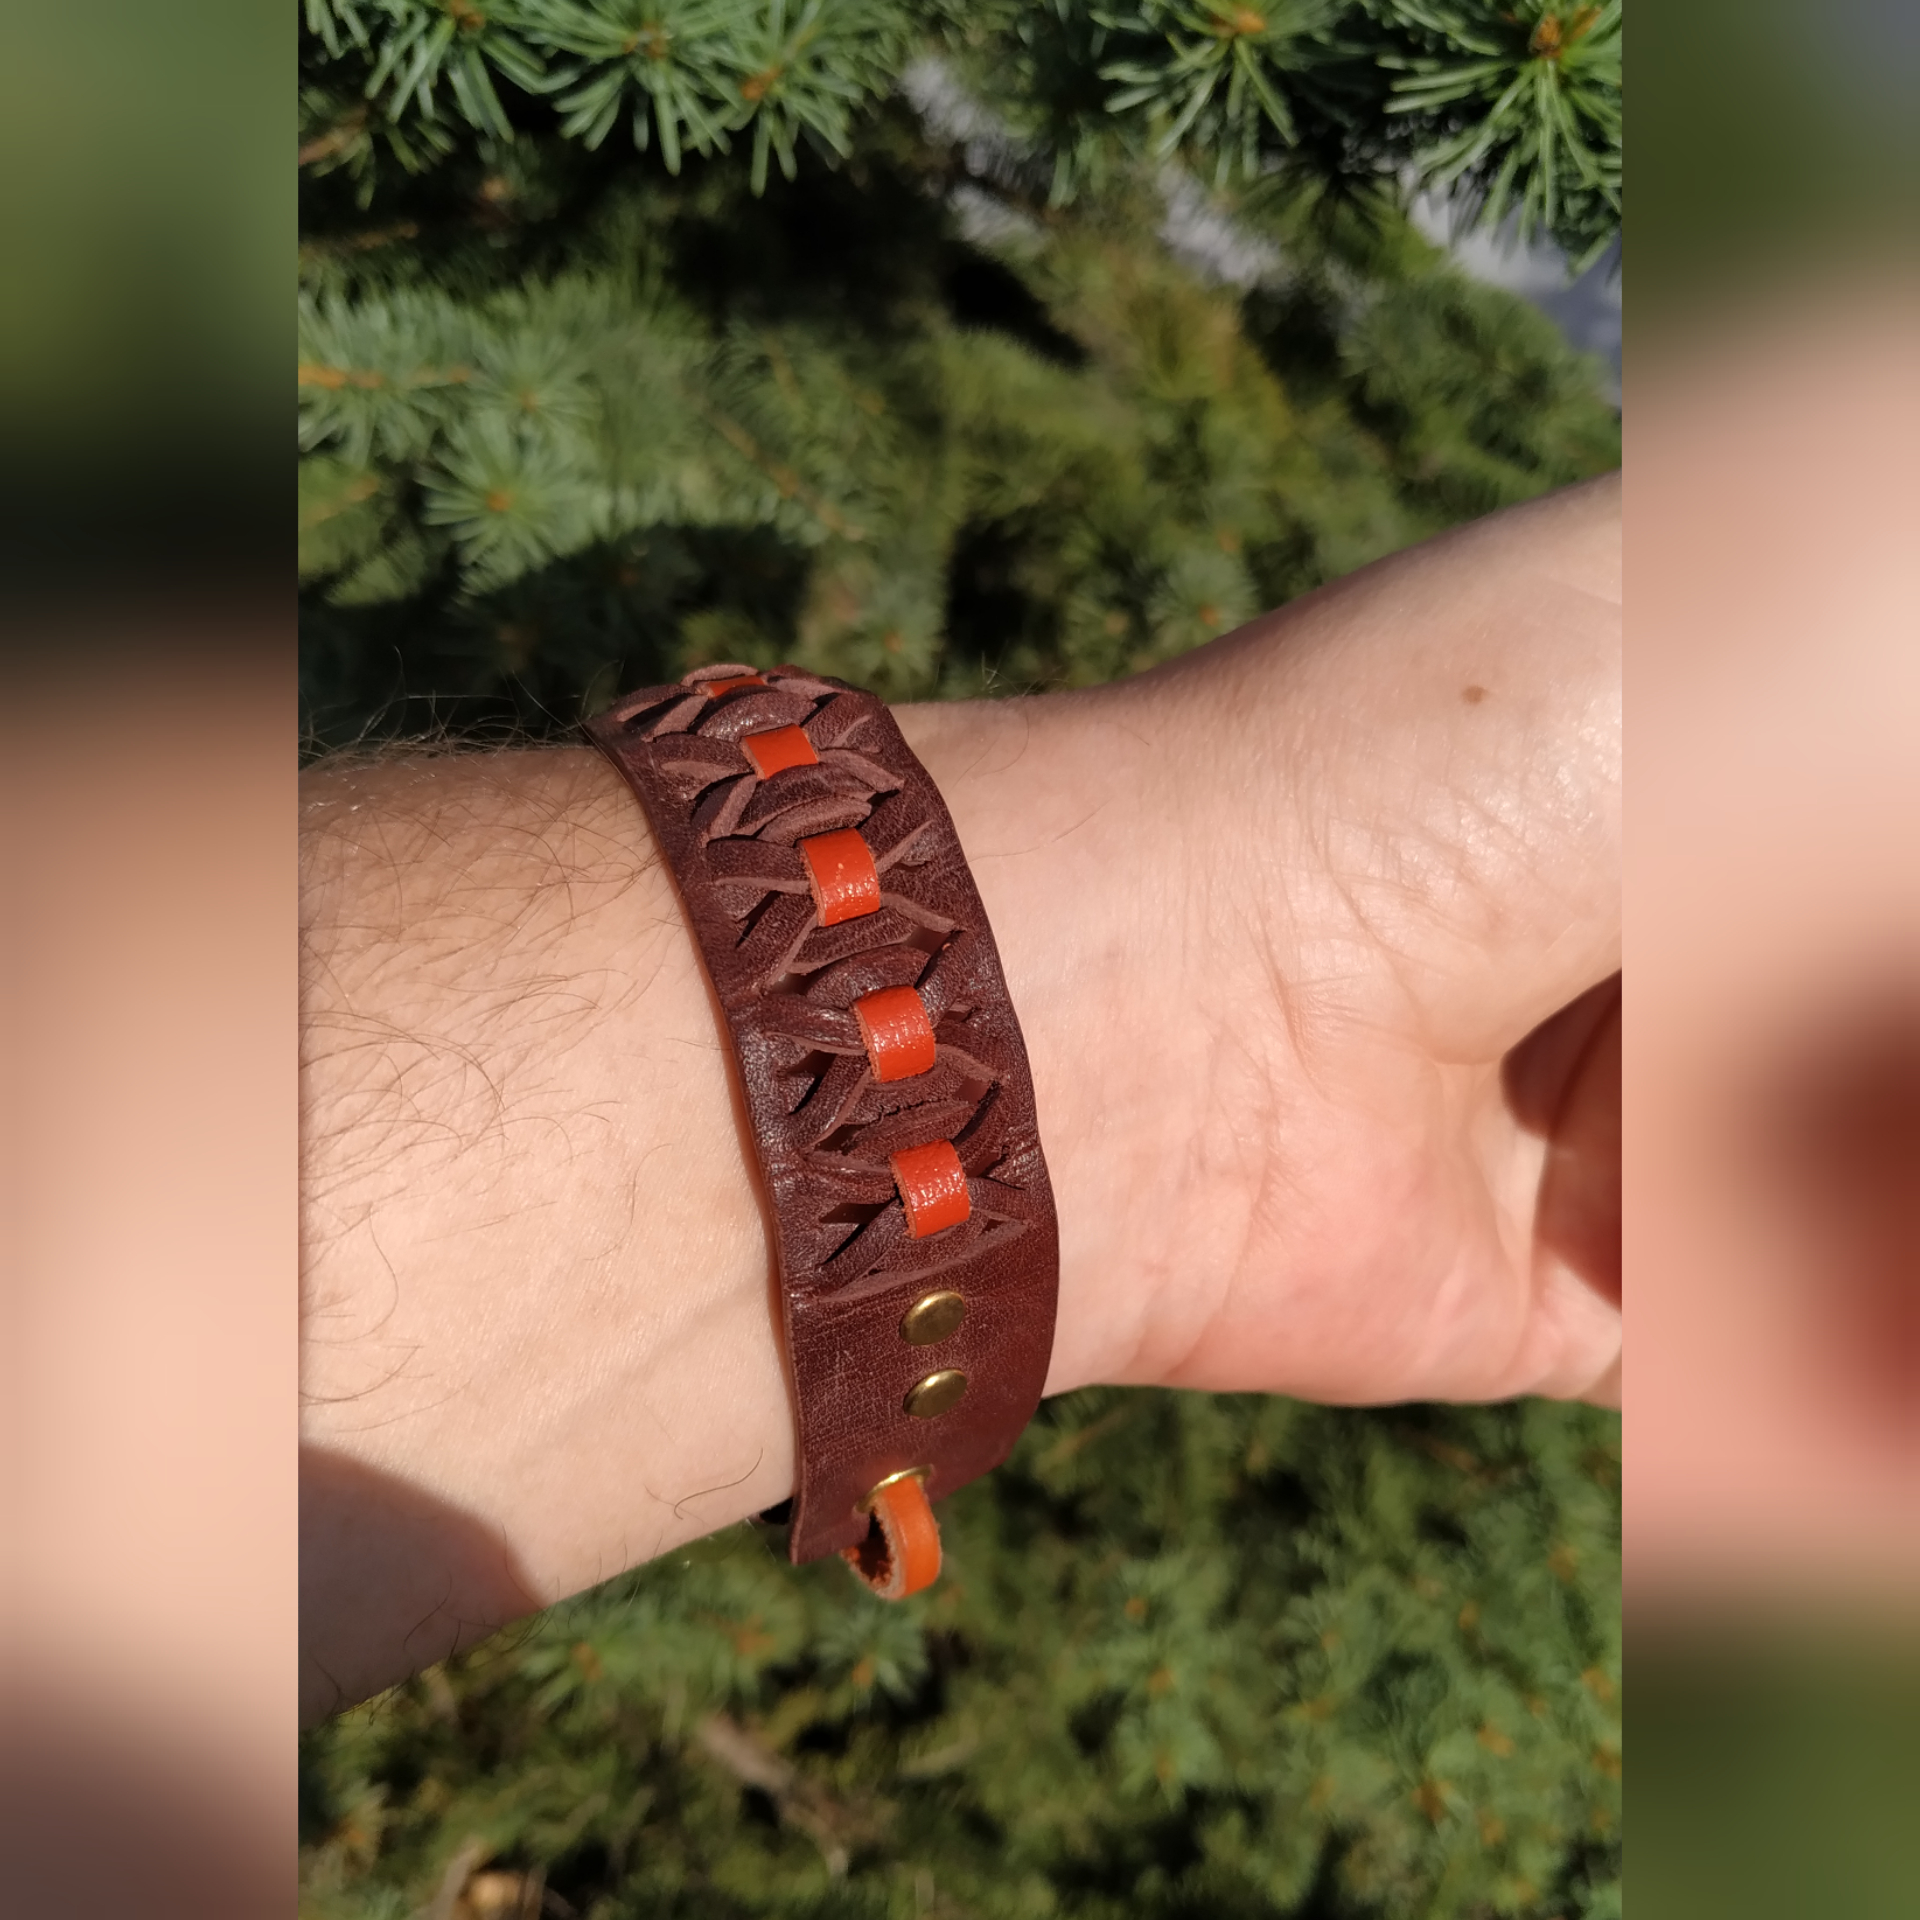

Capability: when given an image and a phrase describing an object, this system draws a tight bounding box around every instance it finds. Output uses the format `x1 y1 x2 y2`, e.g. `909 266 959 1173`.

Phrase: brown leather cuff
587 666 1058 1566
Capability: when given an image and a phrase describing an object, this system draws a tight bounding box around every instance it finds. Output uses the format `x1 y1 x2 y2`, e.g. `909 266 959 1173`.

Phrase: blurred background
1629 1 1920 1910
2 5 292 1918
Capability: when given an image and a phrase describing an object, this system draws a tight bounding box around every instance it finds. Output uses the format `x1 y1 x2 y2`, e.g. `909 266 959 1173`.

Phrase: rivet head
856 1465 928 1513
900 1290 966 1346
903 1369 968 1419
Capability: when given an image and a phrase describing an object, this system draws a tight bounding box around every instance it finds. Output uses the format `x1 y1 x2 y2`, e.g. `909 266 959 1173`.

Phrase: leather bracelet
586 665 1058 1598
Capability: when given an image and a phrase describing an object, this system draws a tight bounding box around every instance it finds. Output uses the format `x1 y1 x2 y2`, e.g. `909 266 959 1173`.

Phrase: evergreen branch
300 0 1620 262
298 220 424 263
697 400 868 542
726 0 911 192
529 0 745 163
301 465 384 528
306 0 375 57
299 360 474 388
422 412 604 587
1375 0 1621 259
1096 0 1339 180
299 84 458 199
693 1715 885 1878
299 103 372 166
359 0 551 140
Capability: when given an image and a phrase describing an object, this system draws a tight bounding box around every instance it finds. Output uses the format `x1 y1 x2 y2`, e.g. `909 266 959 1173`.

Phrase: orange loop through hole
844 1474 940 1599
741 724 819 779
889 1140 970 1238
854 985 937 1082
701 672 765 698
800 828 880 926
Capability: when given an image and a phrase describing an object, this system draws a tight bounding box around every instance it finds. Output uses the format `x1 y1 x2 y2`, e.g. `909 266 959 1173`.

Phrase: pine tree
301 1394 1621 1917
298 1 1619 746
298 8 1621 1915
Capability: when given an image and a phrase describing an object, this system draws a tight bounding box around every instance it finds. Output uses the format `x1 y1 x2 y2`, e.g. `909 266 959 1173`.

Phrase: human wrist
890 692 1175 1396
302 473 1622 1712
914 475 1623 1409
300 746 793 1714
298 704 1113 1709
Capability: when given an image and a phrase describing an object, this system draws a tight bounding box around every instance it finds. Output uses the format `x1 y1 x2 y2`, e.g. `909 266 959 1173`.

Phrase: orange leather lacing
854 984 938 1082
741 724 820 779
799 827 882 926
887 1140 971 1238
758 734 970 1598
844 1472 941 1598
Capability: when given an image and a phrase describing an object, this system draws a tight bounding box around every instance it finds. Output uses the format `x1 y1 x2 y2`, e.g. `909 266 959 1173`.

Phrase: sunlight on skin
300 475 1619 1719
900 475 1620 1406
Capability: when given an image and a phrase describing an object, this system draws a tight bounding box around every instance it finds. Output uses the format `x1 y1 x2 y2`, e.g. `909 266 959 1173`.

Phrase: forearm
301 747 785 1719
301 476 1621 1720
297 709 1125 1717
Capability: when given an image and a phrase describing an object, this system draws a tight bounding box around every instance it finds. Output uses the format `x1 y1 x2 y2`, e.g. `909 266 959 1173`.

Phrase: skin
301 473 1620 1723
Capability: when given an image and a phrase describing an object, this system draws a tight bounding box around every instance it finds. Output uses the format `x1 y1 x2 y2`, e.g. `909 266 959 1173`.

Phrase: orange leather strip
800 828 881 926
889 1140 970 1238
844 1473 941 1599
854 984 937 1082
741 724 821 779
587 664 1060 1576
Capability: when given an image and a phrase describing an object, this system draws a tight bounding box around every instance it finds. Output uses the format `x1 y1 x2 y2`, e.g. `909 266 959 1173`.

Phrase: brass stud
900 1290 966 1346
903 1369 968 1420
857 1466 928 1513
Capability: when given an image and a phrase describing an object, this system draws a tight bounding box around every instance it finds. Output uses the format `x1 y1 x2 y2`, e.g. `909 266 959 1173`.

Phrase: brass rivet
857 1466 928 1514
900 1290 966 1346
903 1369 968 1419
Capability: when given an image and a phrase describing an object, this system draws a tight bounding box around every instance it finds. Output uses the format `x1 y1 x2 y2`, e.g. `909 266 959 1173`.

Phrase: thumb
1507 972 1624 1310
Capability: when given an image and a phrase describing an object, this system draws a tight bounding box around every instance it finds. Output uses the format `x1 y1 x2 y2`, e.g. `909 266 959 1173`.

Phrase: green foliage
1380 0 1622 270
540 0 783 168
298 0 1620 744
298 17 1621 1912
297 0 1622 257
301 1393 1621 1917
308 0 549 140
298 154 1615 743
1097 0 1344 180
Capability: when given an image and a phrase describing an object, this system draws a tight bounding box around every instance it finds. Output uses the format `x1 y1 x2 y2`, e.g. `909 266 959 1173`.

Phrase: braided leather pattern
587 664 1059 1563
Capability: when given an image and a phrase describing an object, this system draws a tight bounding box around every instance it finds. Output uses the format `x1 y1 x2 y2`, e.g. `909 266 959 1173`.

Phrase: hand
907 471 1621 1408
300 474 1619 1717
